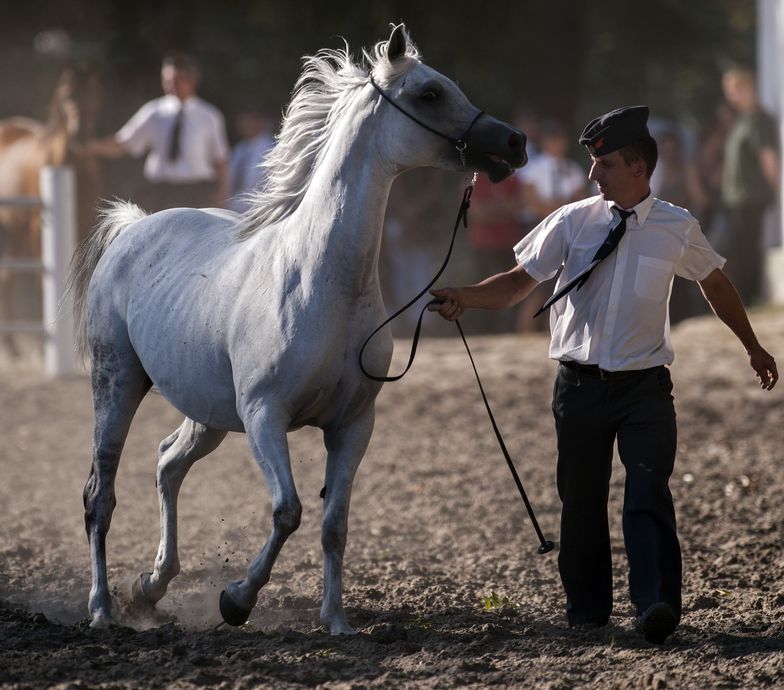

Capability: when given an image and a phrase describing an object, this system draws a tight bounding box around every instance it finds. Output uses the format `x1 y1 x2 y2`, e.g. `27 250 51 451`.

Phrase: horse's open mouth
482 153 515 182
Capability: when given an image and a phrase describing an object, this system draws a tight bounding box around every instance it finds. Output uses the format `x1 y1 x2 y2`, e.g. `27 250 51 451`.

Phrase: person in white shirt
518 119 586 217
515 119 588 331
430 106 777 644
87 52 229 211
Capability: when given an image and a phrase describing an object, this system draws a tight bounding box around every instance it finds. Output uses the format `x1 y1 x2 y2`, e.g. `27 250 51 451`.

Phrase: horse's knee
157 428 181 461
273 497 302 536
156 455 186 488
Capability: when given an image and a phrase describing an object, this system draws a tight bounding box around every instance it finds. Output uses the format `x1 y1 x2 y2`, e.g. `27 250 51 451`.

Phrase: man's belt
559 360 662 380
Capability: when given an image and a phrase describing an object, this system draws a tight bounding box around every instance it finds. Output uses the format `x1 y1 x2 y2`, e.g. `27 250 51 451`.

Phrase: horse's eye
421 89 439 102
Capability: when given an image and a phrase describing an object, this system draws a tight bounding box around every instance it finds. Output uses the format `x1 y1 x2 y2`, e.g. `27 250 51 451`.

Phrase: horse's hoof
89 612 112 629
329 621 358 636
321 610 358 635
219 590 252 627
130 572 155 609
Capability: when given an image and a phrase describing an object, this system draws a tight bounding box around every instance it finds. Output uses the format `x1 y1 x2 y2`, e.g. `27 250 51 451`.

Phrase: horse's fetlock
155 558 180 582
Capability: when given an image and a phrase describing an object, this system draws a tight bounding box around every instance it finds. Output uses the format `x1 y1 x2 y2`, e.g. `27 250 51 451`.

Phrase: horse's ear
387 24 407 62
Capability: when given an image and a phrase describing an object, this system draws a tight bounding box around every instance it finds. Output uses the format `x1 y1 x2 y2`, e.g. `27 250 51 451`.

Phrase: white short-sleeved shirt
116 94 229 183
514 194 725 371
516 153 586 202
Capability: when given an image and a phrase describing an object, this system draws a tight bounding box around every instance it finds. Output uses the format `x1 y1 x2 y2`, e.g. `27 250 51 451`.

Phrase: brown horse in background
0 64 102 354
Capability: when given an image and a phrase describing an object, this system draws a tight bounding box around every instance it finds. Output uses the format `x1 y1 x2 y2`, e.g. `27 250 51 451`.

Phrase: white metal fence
0 166 77 377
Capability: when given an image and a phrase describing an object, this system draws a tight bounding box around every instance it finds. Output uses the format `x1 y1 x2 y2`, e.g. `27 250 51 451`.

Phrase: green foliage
482 590 516 612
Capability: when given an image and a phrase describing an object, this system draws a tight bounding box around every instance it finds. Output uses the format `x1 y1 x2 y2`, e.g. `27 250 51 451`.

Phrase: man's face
588 150 638 203
161 65 197 100
541 132 568 159
722 75 755 111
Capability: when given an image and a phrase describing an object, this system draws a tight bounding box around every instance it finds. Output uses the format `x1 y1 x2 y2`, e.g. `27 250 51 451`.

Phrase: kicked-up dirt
1 308 783 688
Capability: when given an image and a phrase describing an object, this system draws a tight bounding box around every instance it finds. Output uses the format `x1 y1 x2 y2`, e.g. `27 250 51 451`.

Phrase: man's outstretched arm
429 264 539 321
698 268 778 390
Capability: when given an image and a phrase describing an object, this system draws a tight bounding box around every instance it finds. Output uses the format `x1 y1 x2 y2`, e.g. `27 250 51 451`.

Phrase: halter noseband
369 74 484 169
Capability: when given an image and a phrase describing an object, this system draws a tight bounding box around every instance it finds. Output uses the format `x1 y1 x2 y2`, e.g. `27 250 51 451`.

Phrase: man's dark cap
579 105 650 156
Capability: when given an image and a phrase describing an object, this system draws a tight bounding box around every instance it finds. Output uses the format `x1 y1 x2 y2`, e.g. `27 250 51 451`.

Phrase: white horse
70 24 526 634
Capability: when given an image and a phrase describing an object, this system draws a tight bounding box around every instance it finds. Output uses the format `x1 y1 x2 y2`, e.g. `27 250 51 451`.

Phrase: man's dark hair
162 52 201 80
619 136 658 178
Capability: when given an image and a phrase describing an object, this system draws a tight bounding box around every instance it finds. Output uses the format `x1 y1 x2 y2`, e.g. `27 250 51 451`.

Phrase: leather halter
369 74 484 168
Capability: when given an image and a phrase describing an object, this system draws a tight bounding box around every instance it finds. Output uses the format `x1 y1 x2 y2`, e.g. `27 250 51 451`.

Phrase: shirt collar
607 191 655 226
163 94 197 110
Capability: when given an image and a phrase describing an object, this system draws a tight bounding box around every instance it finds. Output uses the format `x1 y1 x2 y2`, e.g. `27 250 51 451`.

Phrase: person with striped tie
430 105 777 644
86 52 229 212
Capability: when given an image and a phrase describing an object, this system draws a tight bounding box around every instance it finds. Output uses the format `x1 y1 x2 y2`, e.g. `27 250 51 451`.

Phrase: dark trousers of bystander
551 362 681 627
721 204 767 307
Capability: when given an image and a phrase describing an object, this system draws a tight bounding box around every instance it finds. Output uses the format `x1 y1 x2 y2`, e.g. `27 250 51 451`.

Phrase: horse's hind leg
219 406 301 626
133 419 227 606
320 407 375 635
84 343 151 627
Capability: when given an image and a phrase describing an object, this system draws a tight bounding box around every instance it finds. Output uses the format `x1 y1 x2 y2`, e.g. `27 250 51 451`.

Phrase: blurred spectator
519 119 586 216
695 102 736 235
380 169 459 336
650 130 707 215
650 128 710 322
228 107 275 213
514 106 542 160
466 168 526 334
515 118 588 331
86 52 229 211
461 108 540 334
719 66 780 305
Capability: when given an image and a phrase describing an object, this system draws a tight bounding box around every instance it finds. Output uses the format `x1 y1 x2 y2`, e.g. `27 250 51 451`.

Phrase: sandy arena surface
0 308 782 689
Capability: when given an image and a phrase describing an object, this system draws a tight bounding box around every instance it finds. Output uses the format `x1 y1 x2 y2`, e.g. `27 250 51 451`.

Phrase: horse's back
0 118 45 151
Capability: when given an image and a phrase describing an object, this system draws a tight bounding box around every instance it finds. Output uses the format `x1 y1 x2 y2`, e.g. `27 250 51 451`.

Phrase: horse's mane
236 25 420 239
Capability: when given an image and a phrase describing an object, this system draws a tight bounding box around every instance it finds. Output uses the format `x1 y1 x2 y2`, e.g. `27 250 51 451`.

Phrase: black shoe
635 602 677 644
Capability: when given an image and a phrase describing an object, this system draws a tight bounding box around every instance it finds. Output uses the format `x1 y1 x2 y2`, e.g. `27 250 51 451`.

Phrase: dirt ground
1 308 783 689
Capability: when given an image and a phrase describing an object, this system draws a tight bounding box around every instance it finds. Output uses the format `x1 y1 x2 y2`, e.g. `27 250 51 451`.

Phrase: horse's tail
66 200 147 362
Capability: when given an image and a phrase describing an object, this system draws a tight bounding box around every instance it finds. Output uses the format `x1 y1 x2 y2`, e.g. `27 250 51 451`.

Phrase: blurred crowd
1 52 779 345
382 66 780 335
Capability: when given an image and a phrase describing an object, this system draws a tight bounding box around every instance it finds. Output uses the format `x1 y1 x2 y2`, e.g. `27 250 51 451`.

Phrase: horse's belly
156 382 244 432
150 362 244 431
130 318 244 432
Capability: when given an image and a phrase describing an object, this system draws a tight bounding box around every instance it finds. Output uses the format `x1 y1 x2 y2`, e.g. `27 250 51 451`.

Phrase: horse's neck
288 99 394 294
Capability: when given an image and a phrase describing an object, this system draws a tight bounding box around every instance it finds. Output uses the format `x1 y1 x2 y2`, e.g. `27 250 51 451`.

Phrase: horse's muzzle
465 118 528 182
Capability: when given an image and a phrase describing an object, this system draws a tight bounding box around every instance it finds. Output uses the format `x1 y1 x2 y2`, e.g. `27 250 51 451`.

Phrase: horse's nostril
508 131 526 150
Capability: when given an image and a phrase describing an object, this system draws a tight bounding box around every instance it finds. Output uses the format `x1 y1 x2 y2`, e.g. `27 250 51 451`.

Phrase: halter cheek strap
369 74 484 168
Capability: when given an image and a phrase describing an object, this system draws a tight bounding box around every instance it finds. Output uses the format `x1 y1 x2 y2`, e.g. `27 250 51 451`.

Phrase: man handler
430 106 778 644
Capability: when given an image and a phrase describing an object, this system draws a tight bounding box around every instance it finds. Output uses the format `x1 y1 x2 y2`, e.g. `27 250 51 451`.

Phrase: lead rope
359 175 554 555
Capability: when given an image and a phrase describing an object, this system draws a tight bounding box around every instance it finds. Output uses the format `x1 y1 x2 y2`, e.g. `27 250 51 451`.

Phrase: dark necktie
168 106 184 161
534 207 634 317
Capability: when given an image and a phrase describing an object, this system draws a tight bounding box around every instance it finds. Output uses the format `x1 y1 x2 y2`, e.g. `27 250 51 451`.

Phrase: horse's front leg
320 404 375 635
219 405 301 626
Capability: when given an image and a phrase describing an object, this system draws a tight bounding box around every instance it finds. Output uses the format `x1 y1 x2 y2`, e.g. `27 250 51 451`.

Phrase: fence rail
0 166 77 376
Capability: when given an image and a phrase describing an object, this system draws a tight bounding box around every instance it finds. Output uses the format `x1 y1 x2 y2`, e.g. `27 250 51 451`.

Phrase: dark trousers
552 363 681 625
721 204 766 307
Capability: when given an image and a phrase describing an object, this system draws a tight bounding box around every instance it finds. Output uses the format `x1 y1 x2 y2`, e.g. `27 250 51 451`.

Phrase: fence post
40 166 77 377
